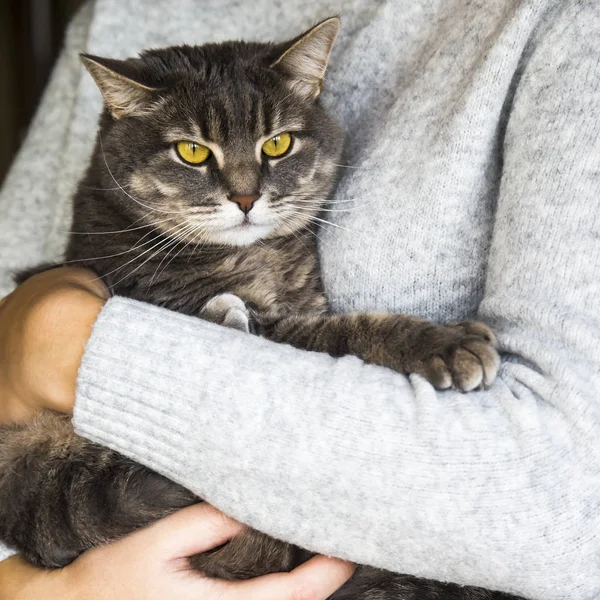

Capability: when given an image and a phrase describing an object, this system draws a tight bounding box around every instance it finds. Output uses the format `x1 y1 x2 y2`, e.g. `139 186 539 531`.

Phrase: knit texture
1 1 599 598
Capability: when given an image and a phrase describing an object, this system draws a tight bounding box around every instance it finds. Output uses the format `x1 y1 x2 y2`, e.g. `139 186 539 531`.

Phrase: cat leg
190 529 306 580
201 293 251 333
260 314 499 392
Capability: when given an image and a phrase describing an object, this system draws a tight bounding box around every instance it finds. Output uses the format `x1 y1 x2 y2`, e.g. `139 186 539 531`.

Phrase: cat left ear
80 54 160 119
272 17 340 101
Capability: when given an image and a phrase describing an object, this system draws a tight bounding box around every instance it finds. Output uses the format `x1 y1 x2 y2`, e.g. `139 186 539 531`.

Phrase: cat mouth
222 219 254 231
224 214 270 231
208 219 275 246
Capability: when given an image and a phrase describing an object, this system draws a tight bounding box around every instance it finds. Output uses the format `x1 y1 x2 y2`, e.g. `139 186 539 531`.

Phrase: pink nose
229 194 259 214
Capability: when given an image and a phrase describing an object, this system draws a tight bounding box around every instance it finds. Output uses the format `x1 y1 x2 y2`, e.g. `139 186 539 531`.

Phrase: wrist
0 556 68 600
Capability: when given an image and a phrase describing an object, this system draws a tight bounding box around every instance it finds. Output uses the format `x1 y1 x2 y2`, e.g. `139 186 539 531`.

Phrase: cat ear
272 17 340 100
80 54 160 119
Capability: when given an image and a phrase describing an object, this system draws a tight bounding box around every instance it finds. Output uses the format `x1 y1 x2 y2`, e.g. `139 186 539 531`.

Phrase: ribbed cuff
73 296 244 487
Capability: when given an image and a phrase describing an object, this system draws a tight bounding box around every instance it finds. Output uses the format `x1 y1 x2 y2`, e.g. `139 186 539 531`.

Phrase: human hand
0 267 108 423
0 503 355 600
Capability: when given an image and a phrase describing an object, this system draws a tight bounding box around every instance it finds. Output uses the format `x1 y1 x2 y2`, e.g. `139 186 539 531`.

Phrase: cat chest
224 256 325 317
129 250 325 318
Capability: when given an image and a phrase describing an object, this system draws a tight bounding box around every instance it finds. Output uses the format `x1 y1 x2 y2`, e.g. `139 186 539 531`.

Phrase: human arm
0 266 107 563
0 274 354 596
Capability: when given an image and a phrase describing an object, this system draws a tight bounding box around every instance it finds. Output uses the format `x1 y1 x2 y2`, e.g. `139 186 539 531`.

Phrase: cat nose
229 194 260 214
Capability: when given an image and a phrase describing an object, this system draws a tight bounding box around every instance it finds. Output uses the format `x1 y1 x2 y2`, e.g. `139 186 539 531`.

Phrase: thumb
141 503 246 559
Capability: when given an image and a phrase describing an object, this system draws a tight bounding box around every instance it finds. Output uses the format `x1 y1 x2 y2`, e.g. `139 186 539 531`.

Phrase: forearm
73 296 599 600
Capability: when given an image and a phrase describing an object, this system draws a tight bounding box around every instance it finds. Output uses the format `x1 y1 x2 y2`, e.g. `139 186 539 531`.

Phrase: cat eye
175 141 211 165
262 132 292 158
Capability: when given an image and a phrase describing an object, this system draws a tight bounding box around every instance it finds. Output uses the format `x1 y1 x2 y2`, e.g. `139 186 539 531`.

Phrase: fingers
226 555 356 600
106 502 353 600
139 503 246 558
288 556 356 599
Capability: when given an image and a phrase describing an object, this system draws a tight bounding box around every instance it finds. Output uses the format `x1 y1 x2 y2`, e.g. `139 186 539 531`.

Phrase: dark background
0 0 85 184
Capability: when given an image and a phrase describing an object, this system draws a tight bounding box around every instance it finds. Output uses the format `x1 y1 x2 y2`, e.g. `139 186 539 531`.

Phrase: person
1 0 599 598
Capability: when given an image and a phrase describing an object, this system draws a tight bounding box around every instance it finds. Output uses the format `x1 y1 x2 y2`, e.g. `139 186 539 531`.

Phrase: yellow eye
262 132 292 158
176 141 211 165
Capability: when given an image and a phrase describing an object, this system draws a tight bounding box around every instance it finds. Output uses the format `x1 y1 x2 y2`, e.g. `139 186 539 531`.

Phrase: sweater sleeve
70 5 596 600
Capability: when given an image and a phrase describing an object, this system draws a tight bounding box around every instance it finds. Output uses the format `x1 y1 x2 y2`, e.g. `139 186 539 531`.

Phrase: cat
0 18 523 600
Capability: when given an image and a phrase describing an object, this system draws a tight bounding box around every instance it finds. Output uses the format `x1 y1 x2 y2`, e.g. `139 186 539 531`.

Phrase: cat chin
207 224 275 247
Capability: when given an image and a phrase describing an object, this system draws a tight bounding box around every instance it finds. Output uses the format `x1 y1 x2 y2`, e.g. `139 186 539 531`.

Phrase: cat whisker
275 215 313 255
288 200 380 213
130 226 162 252
286 210 361 237
99 136 192 217
281 215 335 251
60 219 185 265
323 160 378 170
148 232 191 286
151 221 213 282
78 184 134 191
286 193 378 205
154 224 210 281
112 216 179 252
106 221 199 289
64 215 176 236
186 228 210 265
99 221 194 284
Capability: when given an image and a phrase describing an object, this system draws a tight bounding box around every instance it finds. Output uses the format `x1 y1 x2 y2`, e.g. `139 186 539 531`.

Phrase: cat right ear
272 17 340 101
80 54 160 119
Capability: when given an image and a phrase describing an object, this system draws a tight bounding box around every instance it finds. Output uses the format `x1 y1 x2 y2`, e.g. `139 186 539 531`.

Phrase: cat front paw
201 294 251 333
410 320 499 392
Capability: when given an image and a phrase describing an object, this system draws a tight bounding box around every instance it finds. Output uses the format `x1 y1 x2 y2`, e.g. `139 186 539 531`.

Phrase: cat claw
201 294 250 333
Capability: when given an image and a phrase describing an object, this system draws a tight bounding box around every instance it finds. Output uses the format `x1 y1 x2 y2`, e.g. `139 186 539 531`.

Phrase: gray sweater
1 1 599 598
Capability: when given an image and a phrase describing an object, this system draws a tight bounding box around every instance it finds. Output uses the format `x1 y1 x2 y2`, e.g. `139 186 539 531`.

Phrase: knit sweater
1 1 599 598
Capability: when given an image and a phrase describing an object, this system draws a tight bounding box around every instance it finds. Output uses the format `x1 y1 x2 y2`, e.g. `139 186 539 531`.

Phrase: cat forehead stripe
163 127 210 143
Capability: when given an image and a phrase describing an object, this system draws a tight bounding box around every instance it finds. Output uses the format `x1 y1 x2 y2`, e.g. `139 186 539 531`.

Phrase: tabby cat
0 18 523 600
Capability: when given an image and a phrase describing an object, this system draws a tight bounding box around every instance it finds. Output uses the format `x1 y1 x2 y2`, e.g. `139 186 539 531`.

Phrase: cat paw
201 294 250 333
413 320 499 392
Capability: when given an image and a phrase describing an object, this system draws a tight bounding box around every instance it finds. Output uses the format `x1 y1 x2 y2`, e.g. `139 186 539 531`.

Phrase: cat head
82 18 343 247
